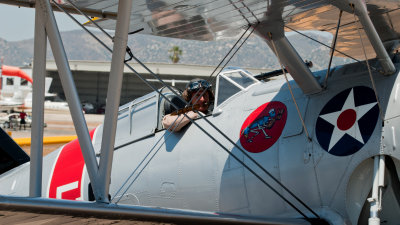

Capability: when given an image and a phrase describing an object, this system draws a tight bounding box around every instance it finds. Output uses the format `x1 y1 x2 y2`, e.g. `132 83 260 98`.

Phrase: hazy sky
0 4 86 41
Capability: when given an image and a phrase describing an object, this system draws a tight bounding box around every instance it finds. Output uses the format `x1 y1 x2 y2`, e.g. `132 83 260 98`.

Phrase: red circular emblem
337 109 356 131
240 101 287 153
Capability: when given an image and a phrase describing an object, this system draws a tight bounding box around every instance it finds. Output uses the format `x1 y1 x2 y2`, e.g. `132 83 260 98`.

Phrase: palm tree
168 46 182 63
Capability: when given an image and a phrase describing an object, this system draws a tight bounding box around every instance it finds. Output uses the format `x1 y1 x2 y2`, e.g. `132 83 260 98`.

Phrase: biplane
0 0 400 224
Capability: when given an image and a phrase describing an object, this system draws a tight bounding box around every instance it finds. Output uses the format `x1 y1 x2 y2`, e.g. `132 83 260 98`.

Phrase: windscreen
216 69 258 106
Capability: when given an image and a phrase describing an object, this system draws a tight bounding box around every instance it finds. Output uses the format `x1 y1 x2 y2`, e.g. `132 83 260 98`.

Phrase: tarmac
3 110 104 155
0 210 176 225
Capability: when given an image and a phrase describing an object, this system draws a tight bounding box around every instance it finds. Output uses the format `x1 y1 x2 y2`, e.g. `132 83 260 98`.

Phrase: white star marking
319 88 377 151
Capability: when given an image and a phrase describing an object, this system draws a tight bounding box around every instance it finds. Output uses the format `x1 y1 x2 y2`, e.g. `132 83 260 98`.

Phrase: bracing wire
112 113 185 202
323 10 343 88
350 4 385 122
189 23 258 108
66 0 113 40
268 33 312 142
113 123 178 203
182 22 320 219
214 24 258 79
230 0 251 25
206 24 252 80
284 25 379 72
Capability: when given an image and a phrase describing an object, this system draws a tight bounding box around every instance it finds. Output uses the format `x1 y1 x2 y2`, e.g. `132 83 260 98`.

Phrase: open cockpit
116 67 261 139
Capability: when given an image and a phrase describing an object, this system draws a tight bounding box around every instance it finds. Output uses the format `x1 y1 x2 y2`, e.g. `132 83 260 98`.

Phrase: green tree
168 46 182 63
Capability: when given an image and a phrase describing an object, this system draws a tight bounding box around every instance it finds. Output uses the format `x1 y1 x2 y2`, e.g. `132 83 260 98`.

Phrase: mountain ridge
0 30 352 71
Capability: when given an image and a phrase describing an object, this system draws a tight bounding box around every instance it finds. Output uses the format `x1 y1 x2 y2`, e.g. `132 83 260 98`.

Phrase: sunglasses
187 80 211 92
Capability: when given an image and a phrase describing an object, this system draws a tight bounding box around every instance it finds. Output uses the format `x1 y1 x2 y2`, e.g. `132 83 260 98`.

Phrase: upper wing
287 1 400 59
2 0 400 59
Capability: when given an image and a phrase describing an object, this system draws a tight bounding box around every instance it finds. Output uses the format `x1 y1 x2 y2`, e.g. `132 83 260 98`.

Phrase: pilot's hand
163 110 198 132
186 111 198 120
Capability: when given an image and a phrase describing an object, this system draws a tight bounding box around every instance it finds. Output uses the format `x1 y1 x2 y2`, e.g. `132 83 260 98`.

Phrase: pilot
162 79 214 132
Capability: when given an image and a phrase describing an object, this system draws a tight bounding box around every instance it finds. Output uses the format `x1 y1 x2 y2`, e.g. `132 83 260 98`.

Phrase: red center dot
337 109 357 130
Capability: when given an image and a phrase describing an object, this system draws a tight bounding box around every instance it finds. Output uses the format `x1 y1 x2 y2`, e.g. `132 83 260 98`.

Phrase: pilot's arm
162 111 198 132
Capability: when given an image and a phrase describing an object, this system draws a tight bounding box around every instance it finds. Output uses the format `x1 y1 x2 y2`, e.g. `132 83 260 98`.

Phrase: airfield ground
0 209 177 225
4 110 104 155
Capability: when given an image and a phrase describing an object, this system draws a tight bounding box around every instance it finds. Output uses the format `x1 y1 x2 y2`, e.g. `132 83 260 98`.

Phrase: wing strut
97 0 133 203
334 0 396 75
29 0 47 197
262 34 322 95
369 155 386 224
352 0 395 75
351 4 385 122
253 2 322 95
33 0 133 204
31 0 100 200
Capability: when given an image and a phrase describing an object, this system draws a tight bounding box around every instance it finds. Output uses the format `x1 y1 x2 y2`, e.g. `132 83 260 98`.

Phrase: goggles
187 80 211 92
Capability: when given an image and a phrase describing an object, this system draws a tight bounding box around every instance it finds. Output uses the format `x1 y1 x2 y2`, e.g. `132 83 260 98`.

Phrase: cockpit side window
20 79 28 86
6 78 14 86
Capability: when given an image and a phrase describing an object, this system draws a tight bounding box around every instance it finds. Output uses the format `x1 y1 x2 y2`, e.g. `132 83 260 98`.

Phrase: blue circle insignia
315 86 379 156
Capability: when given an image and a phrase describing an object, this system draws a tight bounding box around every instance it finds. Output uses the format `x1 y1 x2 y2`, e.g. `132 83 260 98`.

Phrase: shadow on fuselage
217 78 315 217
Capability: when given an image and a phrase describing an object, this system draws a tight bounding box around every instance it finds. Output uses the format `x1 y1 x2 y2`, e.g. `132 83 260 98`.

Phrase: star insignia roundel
315 86 380 156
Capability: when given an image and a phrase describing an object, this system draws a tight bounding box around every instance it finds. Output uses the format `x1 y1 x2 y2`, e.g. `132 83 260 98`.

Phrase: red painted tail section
1 65 33 84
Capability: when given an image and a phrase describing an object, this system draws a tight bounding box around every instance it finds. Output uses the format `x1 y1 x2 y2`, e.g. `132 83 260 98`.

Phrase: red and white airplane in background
0 65 34 110
0 64 67 112
0 0 400 225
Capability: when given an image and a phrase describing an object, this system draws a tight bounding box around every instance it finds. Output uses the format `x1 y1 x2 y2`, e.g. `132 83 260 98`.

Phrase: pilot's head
182 79 214 113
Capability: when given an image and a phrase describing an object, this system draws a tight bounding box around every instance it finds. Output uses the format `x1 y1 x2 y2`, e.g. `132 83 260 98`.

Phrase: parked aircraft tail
0 65 33 84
